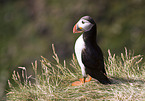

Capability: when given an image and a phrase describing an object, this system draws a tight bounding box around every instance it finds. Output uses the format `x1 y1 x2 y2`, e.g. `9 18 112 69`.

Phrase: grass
7 45 145 100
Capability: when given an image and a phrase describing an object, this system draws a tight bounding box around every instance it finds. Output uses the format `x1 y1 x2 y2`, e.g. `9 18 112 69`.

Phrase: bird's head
73 16 95 33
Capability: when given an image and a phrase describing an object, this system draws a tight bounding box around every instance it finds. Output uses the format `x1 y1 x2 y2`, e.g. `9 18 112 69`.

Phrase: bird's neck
83 25 97 45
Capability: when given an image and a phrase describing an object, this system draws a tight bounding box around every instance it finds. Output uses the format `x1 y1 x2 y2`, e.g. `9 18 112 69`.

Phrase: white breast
75 34 87 77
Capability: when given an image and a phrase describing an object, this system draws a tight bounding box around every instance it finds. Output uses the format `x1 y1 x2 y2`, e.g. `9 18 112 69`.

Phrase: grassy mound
7 45 145 100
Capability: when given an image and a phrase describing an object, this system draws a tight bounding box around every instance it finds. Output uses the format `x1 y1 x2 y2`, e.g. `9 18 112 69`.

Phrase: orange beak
73 24 83 33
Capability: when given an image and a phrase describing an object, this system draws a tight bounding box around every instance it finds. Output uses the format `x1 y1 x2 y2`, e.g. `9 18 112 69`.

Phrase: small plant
7 44 81 100
7 45 145 100
106 47 144 79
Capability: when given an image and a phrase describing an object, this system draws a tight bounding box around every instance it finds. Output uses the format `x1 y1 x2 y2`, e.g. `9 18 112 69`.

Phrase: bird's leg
85 76 92 82
71 79 84 86
79 75 92 82
79 77 86 83
84 77 86 83
72 76 92 86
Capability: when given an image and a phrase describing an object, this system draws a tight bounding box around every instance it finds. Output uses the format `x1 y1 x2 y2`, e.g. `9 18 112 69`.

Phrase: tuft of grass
106 47 144 79
7 45 145 100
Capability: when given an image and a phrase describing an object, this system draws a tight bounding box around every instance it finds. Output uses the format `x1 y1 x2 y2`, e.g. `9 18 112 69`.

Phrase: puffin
72 16 111 86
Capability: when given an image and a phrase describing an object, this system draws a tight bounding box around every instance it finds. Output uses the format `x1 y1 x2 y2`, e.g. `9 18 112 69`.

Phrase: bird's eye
82 21 85 24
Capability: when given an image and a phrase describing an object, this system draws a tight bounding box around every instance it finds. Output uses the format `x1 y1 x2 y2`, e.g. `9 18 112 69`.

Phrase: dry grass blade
52 44 59 63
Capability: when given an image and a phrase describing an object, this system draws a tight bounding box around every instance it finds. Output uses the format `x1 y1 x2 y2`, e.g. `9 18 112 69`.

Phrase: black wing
82 44 106 74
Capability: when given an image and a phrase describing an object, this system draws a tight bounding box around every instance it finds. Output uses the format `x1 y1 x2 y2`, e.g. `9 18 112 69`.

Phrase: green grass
7 45 145 100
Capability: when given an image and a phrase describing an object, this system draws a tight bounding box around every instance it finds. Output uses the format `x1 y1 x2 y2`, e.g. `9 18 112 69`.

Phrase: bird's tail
91 72 111 84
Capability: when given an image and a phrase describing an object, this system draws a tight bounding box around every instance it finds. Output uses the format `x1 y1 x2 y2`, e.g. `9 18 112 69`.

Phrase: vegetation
7 45 145 100
1 0 145 99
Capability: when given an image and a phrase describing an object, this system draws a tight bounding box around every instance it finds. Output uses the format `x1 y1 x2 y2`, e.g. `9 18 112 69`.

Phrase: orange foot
72 76 92 86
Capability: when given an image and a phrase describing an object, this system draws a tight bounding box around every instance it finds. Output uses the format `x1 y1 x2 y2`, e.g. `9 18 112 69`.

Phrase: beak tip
73 24 77 33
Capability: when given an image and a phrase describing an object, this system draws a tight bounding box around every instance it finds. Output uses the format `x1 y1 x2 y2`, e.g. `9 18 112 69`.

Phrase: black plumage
82 25 111 84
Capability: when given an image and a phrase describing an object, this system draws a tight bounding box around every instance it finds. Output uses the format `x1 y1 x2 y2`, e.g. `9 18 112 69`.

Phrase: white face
77 18 94 32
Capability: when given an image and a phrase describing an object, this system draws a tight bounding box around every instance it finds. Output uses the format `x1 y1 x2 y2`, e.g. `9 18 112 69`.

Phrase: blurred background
0 0 145 99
